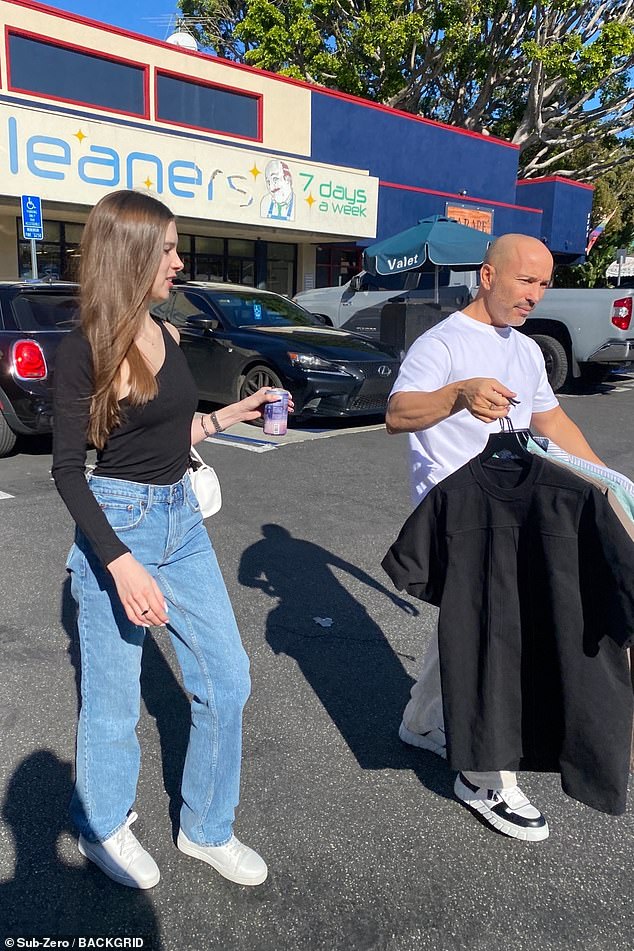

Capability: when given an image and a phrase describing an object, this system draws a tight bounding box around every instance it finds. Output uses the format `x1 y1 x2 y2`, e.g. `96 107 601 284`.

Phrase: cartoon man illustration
260 159 295 221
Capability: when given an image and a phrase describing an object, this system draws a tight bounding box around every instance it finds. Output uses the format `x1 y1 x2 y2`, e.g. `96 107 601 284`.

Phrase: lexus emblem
377 365 392 376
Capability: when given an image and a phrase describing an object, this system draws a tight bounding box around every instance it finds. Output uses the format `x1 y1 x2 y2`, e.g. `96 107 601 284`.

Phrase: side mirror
349 273 366 292
186 314 219 331
312 312 334 327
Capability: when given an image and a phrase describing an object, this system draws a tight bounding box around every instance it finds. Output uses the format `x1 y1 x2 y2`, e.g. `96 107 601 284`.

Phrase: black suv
0 282 79 455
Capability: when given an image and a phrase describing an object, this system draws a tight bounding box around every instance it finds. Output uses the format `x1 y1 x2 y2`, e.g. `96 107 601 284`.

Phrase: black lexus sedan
152 282 401 420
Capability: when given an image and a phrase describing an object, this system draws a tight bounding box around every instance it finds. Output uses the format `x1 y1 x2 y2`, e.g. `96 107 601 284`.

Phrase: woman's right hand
107 552 169 627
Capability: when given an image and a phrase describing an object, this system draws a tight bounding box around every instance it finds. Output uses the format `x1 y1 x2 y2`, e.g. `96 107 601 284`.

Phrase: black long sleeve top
52 320 198 567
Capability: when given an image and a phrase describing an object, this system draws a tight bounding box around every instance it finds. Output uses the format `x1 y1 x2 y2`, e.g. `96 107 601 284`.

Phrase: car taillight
12 339 48 380
611 297 632 331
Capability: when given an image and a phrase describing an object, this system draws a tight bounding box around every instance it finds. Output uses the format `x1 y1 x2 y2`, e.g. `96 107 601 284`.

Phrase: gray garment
403 628 518 790
526 449 634 771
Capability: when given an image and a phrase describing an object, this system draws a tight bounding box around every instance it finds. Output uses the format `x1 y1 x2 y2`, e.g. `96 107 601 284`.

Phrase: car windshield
210 291 322 328
10 292 79 331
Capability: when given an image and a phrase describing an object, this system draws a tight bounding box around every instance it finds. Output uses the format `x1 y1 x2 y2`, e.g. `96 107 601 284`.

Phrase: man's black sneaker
454 772 549 841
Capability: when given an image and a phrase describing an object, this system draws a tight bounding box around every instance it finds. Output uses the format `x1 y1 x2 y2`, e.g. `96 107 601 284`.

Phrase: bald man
385 234 603 841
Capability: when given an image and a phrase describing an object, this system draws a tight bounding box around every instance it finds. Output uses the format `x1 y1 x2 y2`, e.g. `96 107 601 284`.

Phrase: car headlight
287 352 352 375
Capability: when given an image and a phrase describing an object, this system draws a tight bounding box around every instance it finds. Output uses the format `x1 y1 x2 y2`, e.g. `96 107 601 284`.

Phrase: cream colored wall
0 1 312 156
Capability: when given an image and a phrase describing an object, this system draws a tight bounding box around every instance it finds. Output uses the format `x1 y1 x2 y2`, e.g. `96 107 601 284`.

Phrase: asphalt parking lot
0 373 633 951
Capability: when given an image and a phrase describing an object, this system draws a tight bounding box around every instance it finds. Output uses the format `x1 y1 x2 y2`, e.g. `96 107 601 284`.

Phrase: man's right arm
386 378 518 434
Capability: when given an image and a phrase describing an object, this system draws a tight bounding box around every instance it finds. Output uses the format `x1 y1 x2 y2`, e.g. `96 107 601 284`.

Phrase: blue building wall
516 179 594 258
373 186 542 246
310 91 520 203
309 89 591 257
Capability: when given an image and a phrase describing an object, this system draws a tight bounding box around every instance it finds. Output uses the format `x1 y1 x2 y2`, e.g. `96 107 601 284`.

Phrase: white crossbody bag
188 445 222 518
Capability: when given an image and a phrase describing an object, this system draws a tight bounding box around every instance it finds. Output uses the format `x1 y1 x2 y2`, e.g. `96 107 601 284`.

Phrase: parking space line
201 421 386 451
204 432 278 453
292 422 386 442
559 373 634 399
0 490 14 499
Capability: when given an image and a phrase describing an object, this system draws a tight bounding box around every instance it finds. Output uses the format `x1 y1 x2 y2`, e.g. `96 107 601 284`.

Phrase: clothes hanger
479 415 533 462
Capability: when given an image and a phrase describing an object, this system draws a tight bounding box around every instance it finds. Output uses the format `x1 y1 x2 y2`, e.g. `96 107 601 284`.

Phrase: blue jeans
66 473 251 846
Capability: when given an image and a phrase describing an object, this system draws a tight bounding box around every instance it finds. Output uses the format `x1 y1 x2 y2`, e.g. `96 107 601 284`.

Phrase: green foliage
556 141 634 287
179 1 432 100
524 17 634 97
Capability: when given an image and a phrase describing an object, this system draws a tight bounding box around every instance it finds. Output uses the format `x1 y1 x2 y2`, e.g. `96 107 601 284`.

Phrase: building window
178 236 256 285
177 236 294 293
316 245 363 288
156 71 261 140
7 31 147 117
193 237 225 282
225 239 256 286
17 220 84 281
266 242 297 296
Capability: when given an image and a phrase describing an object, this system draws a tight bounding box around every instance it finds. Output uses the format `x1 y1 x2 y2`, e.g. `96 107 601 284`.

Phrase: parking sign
21 194 43 241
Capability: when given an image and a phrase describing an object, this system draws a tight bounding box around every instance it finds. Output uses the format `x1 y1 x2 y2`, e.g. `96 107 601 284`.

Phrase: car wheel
0 413 17 457
239 364 284 398
239 365 285 427
530 334 569 392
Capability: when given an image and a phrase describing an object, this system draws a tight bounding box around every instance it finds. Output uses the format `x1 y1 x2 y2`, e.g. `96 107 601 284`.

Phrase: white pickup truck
296 277 634 391
521 288 634 390
295 270 476 335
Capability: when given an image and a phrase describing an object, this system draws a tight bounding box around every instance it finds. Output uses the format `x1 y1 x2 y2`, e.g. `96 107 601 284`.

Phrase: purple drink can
263 388 290 435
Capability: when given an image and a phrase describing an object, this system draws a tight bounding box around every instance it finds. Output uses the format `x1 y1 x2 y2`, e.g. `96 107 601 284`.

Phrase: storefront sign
0 102 379 238
445 202 493 233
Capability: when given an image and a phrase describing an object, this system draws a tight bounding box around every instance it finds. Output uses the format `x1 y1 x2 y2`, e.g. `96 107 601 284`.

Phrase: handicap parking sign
21 195 43 241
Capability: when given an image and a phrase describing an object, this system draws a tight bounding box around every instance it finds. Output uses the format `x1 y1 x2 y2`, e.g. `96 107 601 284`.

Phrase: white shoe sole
454 775 549 842
177 831 268 886
78 838 160 889
398 723 447 759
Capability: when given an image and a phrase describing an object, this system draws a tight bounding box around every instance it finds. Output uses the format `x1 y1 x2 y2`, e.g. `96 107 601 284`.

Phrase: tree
177 1 634 180
555 137 634 286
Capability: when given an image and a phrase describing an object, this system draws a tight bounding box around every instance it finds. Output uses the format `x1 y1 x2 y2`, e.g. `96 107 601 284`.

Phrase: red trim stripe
380 180 542 214
516 176 594 191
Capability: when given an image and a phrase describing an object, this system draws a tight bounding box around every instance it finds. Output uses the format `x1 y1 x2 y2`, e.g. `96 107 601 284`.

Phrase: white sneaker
399 722 447 759
78 812 160 888
177 829 268 885
454 773 549 841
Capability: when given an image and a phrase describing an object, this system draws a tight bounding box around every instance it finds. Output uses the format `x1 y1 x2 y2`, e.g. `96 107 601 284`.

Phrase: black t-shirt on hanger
383 453 634 815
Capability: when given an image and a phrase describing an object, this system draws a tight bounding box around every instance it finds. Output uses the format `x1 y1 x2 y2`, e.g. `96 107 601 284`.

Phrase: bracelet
200 414 214 438
210 411 224 433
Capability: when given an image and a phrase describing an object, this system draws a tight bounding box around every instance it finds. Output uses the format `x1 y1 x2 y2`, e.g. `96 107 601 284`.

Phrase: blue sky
46 1 182 42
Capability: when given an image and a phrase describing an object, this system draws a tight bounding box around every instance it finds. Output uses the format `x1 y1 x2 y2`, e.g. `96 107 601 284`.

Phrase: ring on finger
141 608 149 616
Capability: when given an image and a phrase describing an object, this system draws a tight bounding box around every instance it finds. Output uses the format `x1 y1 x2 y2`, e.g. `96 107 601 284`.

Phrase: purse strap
189 444 206 470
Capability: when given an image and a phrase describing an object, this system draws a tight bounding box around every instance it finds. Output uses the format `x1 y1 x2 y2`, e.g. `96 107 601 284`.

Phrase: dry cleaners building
0 0 594 296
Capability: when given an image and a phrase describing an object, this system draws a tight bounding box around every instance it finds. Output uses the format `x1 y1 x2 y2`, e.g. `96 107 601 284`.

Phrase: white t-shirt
390 311 559 503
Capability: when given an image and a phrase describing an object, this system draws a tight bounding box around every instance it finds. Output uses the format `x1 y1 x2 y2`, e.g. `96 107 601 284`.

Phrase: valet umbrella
363 215 493 302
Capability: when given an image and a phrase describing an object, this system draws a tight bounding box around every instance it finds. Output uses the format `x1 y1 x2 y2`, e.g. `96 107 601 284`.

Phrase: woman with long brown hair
53 189 283 889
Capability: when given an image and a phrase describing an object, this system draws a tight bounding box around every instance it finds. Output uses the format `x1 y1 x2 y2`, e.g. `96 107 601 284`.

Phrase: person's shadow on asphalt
238 524 453 797
0 750 162 945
